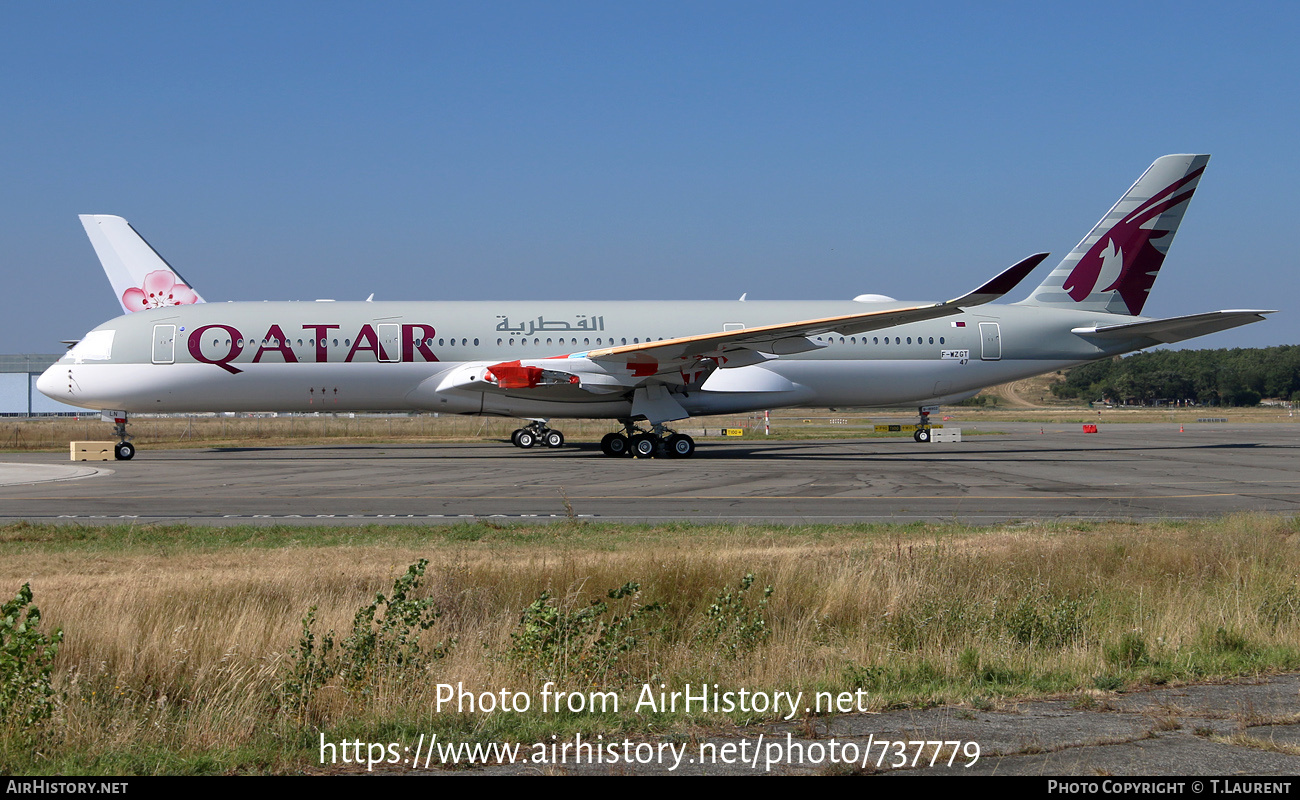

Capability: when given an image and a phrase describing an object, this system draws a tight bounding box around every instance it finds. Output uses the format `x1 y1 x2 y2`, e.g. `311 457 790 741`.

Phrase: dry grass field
2 514 1298 774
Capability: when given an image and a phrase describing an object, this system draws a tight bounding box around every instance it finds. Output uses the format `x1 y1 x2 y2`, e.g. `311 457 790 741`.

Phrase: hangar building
0 354 83 415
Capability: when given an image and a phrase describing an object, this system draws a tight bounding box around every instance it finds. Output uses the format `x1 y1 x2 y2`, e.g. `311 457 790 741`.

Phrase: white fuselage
37 299 1134 420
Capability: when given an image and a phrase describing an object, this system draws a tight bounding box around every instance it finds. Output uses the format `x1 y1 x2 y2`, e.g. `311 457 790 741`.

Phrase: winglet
946 252 1050 307
80 215 205 314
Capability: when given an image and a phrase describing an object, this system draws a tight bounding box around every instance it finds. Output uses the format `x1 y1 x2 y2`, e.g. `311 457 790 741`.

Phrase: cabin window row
211 334 944 350
814 336 947 345
212 337 488 348
219 338 353 347
495 337 665 347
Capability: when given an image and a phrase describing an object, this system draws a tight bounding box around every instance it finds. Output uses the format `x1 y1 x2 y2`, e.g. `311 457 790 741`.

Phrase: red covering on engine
487 360 543 389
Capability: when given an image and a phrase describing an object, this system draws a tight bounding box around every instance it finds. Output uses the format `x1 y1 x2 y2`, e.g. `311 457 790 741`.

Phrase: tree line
1051 346 1300 407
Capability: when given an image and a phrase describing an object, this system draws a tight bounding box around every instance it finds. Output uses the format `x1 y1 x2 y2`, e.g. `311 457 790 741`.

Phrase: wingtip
943 252 1051 309
977 252 1051 296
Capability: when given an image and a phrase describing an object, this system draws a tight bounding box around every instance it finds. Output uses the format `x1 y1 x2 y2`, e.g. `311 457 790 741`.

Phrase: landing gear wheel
510 429 525 447
914 407 934 443
544 430 564 448
665 433 695 458
516 430 538 448
107 413 135 460
630 434 658 459
601 432 629 457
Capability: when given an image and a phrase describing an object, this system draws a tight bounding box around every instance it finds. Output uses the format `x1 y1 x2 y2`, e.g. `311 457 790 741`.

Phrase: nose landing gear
912 407 934 443
106 411 135 460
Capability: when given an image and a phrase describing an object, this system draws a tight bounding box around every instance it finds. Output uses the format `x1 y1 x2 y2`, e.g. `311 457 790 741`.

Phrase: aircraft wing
576 252 1050 380
1070 309 1275 344
442 252 1049 397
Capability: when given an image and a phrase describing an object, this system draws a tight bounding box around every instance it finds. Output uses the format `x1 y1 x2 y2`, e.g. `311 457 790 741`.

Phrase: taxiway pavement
0 422 1296 524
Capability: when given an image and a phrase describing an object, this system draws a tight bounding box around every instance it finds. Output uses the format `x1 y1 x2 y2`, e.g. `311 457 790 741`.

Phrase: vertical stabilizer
80 215 205 313
1022 154 1209 316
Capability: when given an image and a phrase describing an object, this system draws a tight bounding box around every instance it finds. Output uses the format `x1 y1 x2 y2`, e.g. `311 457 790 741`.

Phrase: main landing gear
510 420 565 449
600 421 695 459
109 413 135 460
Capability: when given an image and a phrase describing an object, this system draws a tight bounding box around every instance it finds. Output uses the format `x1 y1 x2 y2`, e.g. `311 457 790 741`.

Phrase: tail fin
1021 154 1209 316
79 215 205 314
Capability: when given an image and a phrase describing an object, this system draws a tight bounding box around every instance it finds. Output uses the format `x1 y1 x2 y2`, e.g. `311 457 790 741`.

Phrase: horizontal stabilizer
1071 310 1275 344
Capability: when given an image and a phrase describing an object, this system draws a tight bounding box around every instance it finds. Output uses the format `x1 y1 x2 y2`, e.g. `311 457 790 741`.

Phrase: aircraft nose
36 364 63 401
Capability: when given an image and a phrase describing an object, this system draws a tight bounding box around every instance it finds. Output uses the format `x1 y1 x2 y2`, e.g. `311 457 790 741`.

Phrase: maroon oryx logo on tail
1062 167 1204 315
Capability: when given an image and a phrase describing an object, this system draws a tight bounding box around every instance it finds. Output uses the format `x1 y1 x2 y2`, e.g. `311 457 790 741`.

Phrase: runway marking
31 517 598 522
0 513 1212 522
6 490 1300 502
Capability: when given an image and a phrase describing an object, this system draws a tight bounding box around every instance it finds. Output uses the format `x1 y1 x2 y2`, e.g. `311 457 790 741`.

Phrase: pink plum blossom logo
122 270 199 311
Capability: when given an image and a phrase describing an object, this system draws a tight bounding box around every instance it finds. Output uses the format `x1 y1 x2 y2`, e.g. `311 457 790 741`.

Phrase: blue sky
2 1 1296 350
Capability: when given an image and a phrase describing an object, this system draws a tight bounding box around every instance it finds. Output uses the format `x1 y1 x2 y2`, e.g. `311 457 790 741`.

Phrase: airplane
38 154 1273 461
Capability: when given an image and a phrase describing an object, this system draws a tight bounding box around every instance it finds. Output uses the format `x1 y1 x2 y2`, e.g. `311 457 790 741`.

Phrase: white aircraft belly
48 355 1084 417
50 362 439 413
764 358 1078 407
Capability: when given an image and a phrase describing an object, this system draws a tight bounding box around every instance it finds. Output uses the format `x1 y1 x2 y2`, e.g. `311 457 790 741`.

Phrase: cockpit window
67 330 115 363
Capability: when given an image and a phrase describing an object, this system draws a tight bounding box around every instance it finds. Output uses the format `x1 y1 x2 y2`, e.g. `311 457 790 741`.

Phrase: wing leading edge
461 252 1049 396
576 252 1050 378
